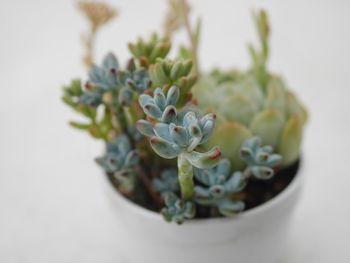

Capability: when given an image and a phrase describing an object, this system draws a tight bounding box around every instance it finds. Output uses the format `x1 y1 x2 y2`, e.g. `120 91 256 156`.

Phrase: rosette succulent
153 169 180 196
137 85 221 200
192 10 307 169
96 135 139 194
162 192 195 224
194 159 246 216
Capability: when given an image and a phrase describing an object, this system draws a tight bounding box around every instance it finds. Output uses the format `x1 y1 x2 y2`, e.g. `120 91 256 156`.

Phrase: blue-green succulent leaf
218 199 245 217
166 86 180 106
161 105 177 123
136 120 154 137
154 123 172 141
250 166 274 179
138 94 154 108
184 147 221 169
154 87 166 110
118 87 133 106
124 151 139 168
170 124 189 148
161 192 195 224
102 52 119 70
224 171 246 193
153 169 179 195
150 136 180 159
216 158 231 179
143 103 163 119
240 136 282 180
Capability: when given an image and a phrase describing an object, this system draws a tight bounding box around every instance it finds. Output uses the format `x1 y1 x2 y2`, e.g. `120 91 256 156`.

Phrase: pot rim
105 162 303 225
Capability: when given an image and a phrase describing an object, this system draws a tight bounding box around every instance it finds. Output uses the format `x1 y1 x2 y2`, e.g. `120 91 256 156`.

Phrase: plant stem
177 153 194 200
182 0 200 75
83 28 97 69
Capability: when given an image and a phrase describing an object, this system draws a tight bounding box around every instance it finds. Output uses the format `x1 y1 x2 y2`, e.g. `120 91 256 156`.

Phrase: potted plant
62 1 308 262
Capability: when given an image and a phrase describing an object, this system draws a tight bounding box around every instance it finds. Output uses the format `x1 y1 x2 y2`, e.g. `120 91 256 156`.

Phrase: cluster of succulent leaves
192 10 308 170
63 1 307 224
151 136 281 223
96 134 139 194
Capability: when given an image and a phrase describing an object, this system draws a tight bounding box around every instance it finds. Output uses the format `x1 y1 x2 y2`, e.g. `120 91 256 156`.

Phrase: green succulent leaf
278 116 302 166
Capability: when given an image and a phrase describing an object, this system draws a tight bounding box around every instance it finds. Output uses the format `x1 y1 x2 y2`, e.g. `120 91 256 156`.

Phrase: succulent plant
194 159 246 216
240 136 282 180
128 34 171 68
138 86 179 124
63 1 307 224
137 85 220 200
80 53 151 108
162 192 195 224
96 135 139 194
192 10 307 169
193 137 282 217
153 169 180 196
148 59 197 105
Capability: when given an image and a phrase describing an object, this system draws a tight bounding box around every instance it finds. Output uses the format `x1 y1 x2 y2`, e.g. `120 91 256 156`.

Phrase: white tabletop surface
1 0 350 262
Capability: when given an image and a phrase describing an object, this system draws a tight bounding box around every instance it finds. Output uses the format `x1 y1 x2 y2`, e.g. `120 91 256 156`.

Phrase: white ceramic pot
103 165 303 263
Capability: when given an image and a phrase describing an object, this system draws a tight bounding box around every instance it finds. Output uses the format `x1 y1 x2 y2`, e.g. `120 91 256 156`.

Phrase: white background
1 0 350 262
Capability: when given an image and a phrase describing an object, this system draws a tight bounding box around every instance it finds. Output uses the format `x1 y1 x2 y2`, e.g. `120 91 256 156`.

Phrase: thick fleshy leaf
200 113 216 143
118 87 133 106
150 136 180 159
266 154 282 167
250 109 285 148
286 91 308 124
250 166 274 179
184 147 221 169
264 76 287 114
136 120 154 137
169 124 189 148
161 105 177 123
194 186 212 204
153 169 179 195
124 151 139 168
88 64 104 84
166 86 180 106
79 91 102 107
154 123 172 142
209 185 226 199
154 87 166 110
218 199 245 216
278 116 302 166
224 172 246 193
216 158 231 178
239 147 254 164
193 168 211 186
207 122 252 170
138 94 154 108
102 53 119 70
243 136 261 151
143 103 162 119
219 93 257 126
183 111 198 127
188 123 202 138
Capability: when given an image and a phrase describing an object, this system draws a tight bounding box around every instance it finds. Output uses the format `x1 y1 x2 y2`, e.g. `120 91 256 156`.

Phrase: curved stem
177 153 194 200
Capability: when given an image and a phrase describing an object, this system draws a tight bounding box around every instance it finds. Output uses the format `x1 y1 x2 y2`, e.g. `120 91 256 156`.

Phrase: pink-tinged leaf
150 136 180 159
184 147 221 169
